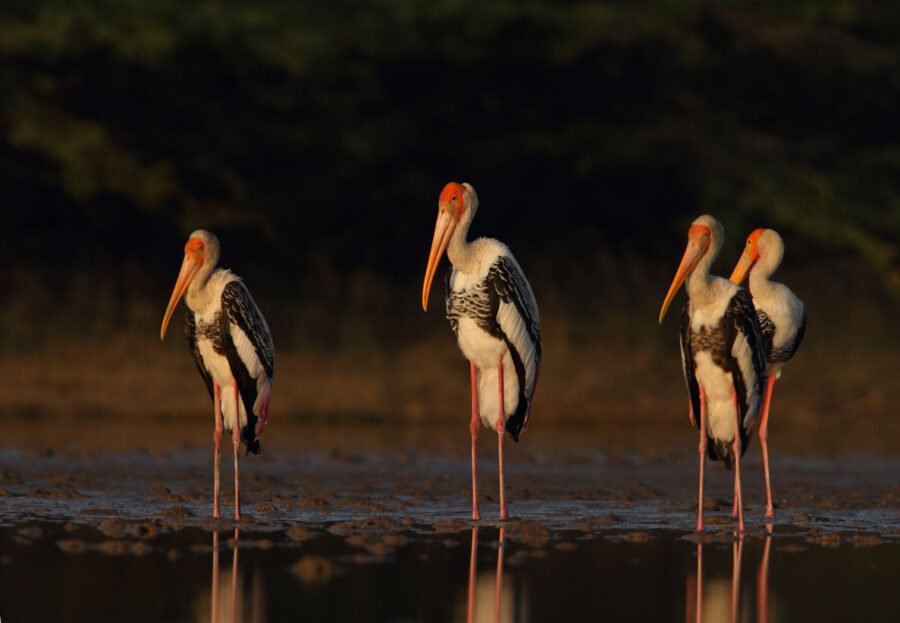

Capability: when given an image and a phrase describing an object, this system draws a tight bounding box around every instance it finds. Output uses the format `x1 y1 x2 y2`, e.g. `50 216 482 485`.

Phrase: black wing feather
762 309 806 364
723 289 767 456
486 257 542 360
218 280 275 455
485 256 541 441
185 309 214 399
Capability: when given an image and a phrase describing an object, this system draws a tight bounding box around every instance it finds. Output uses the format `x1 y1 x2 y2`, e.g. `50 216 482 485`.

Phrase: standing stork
659 215 766 533
422 182 541 521
729 228 806 518
160 229 274 520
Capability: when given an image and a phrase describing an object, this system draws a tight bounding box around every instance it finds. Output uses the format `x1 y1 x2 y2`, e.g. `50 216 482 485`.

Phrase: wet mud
0 421 897 621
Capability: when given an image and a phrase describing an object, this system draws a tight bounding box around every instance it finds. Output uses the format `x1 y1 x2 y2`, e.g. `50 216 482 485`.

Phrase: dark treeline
2 1 899 348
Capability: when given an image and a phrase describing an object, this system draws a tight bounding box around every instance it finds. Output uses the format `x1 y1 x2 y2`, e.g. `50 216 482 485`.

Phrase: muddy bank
1 420 897 621
0 421 897 537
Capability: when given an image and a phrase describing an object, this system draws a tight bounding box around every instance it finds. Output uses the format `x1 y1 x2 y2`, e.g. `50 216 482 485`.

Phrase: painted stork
729 228 806 518
659 215 766 533
160 229 274 520
422 182 541 521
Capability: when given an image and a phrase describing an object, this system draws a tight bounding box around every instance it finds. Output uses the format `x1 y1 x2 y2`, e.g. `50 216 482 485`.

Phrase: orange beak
729 229 763 285
422 207 458 311
729 252 755 285
160 252 201 339
658 225 710 324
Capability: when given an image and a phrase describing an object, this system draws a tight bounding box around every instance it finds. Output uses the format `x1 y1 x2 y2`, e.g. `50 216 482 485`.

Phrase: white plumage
161 229 274 520
660 215 767 534
423 182 541 521
729 227 806 519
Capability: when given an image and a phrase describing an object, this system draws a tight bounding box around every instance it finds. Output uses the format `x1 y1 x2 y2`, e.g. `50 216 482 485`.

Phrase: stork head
160 229 219 340
729 228 765 285
658 215 718 324
730 228 784 284
421 182 478 311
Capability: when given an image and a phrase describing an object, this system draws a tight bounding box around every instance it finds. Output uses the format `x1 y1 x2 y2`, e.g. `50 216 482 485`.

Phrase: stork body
660 215 767 533
161 230 274 520
730 228 805 518
423 183 541 521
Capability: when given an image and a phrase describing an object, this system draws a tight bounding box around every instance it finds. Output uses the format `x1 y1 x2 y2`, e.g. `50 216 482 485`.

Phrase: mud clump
808 532 841 547
433 520 469 533
255 503 279 514
286 525 311 541
291 555 341 583
328 517 412 535
161 506 194 519
620 531 651 543
506 520 551 546
849 534 883 547
296 493 331 508
57 540 88 553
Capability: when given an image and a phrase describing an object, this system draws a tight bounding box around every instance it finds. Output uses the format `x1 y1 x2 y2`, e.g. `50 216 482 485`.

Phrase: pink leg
213 381 223 519
230 528 239 623
730 536 744 623
233 379 241 521
466 527 478 623
697 387 708 532
211 530 220 623
757 526 773 623
731 386 744 534
494 527 506 623
760 375 777 518
496 356 508 520
470 361 481 521
696 541 703 623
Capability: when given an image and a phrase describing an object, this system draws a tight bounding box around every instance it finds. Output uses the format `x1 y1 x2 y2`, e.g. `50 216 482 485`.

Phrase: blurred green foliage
1 0 899 346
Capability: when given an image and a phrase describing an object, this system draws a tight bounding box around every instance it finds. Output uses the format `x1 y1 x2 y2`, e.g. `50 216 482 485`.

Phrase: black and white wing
762 308 806 364
679 300 701 429
185 309 214 399
219 280 275 454
486 254 542 437
724 289 767 435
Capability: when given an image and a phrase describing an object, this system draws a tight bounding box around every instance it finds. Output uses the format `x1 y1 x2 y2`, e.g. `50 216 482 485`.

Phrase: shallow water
1 521 897 622
0 422 897 621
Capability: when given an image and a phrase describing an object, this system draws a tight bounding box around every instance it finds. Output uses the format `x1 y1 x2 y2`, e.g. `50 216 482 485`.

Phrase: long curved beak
729 251 754 285
422 209 458 311
160 255 200 339
659 239 706 324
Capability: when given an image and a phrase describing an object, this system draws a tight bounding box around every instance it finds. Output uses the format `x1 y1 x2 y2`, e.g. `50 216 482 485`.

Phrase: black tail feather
707 426 752 469
505 397 529 443
242 424 261 455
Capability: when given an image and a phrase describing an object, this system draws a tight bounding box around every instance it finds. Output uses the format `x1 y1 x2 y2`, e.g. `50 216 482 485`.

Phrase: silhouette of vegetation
1 1 898 349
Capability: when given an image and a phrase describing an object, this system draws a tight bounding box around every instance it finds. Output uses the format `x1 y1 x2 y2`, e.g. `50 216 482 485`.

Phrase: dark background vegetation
1 1 897 437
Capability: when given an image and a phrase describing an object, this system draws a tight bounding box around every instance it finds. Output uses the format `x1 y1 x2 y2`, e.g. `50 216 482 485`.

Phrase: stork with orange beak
423 182 541 521
729 228 805 518
160 230 274 520
659 215 766 533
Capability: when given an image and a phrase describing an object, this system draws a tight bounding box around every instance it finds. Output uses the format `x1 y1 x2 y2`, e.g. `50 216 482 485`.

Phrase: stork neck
185 262 218 312
686 238 721 304
749 240 782 297
748 259 778 301
447 209 477 273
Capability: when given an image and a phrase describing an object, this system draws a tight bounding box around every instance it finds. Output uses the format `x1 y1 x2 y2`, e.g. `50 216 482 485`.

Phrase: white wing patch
497 298 538 394
731 323 761 428
230 324 265 381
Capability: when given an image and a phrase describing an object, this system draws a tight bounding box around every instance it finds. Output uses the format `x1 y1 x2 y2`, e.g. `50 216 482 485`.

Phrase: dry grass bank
1 300 895 440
